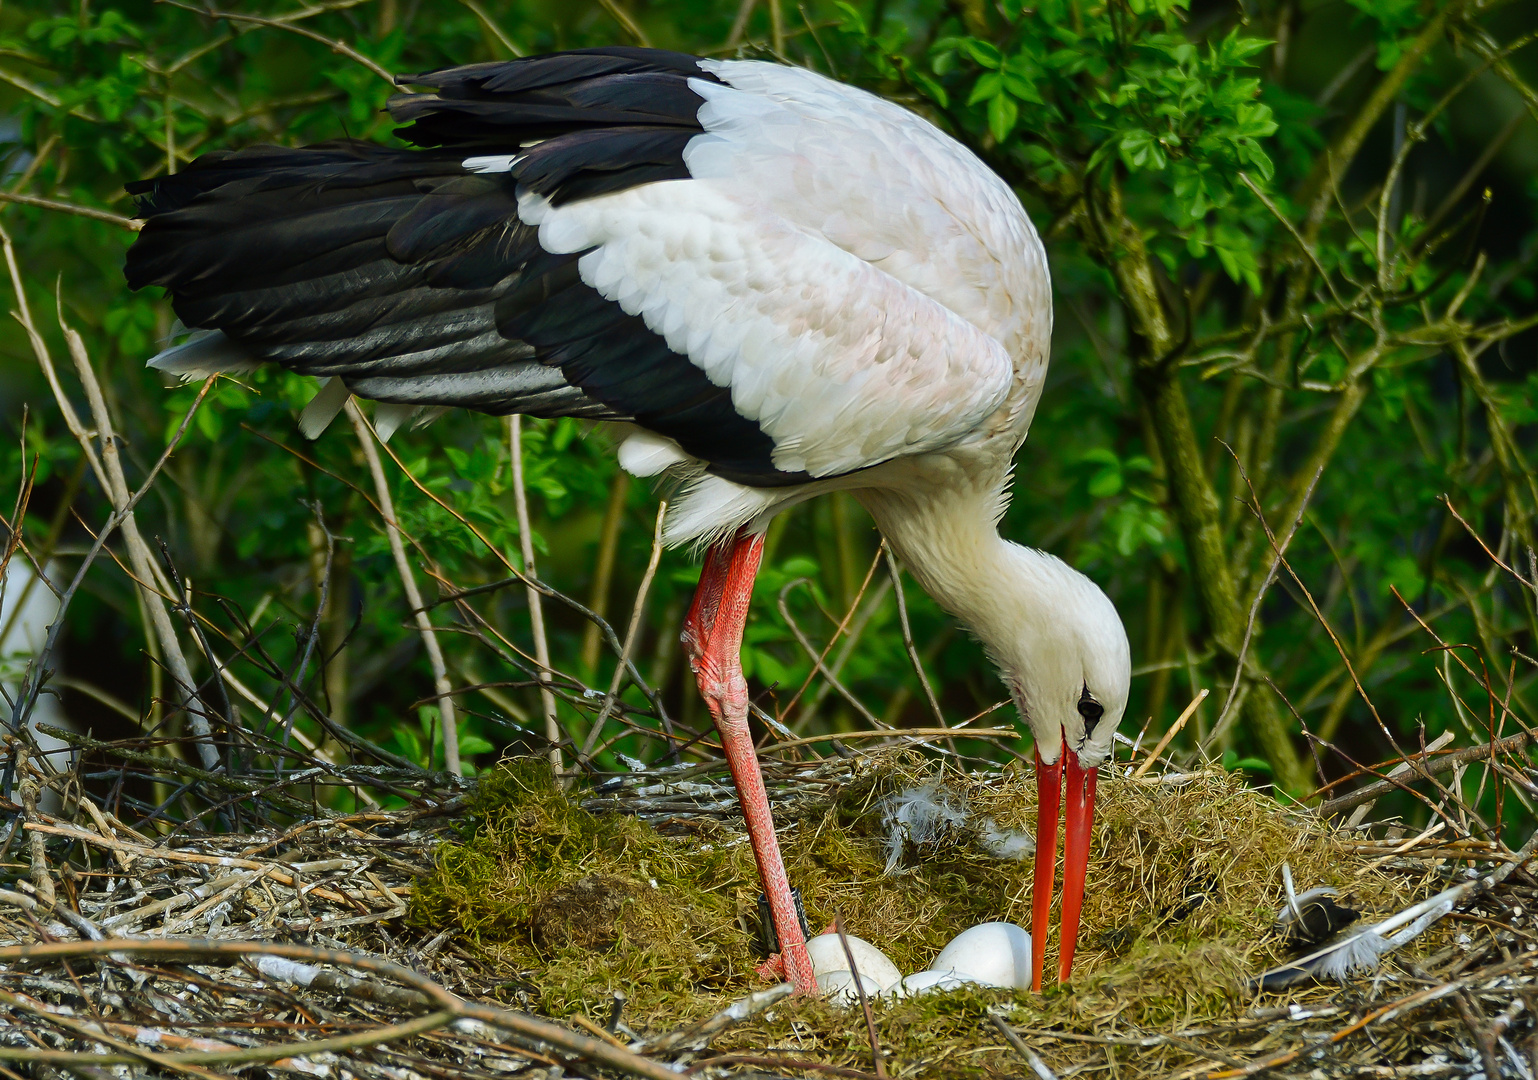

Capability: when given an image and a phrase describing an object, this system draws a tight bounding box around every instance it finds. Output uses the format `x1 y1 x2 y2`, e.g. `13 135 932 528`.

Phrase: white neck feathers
858 479 1059 665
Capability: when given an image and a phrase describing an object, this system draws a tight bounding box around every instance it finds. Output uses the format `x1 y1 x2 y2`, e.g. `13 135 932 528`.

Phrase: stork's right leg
684 530 816 995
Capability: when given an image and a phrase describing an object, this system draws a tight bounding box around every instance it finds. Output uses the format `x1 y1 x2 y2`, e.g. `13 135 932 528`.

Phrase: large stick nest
2 739 1535 1080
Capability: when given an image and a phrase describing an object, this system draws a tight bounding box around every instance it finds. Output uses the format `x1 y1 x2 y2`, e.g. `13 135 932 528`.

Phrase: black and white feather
125 47 1050 546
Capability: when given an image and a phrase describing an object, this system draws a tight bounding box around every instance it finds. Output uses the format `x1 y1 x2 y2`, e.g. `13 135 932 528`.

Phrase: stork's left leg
685 529 816 995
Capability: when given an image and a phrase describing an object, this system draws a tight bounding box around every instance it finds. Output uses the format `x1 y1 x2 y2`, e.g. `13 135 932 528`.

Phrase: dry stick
988 1015 1058 1080
780 545 886 722
61 315 216 723
1224 447 1448 795
9 268 221 768
725 0 758 47
0 938 682 1080
778 580 884 729
0 987 239 1080
1131 689 1208 779
3 382 211 743
597 0 651 46
685 1056 877 1080
1207 450 1325 748
634 981 793 1054
509 416 560 771
457 0 522 55
581 500 666 760
330 420 670 723
346 403 459 776
802 576 893 724
1220 834 1538 1079
834 914 888 1080
1318 728 1537 820
765 727 1014 756
885 550 945 727
161 1 396 84
0 191 139 230
1442 495 1536 588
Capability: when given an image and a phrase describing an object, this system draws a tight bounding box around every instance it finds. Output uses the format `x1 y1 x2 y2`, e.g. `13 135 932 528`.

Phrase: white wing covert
521 180 1014 478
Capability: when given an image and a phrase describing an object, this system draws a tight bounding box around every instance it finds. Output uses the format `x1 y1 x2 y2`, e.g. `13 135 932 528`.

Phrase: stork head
994 548 1130 993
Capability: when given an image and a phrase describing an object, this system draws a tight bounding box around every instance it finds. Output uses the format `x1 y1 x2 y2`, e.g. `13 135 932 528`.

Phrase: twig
834 914 888 1079
0 191 139 230
510 416 560 771
457 0 522 55
347 402 459 776
581 500 667 760
581 471 631 673
885 550 945 728
336 423 669 724
0 938 684 1080
59 311 222 767
1209 448 1324 744
1316 729 1536 816
780 546 884 722
161 1 395 84
725 0 758 47
1131 689 1208 778
988 1014 1058 1080
597 0 651 45
685 1056 877 1079
765 726 1014 756
633 982 793 1054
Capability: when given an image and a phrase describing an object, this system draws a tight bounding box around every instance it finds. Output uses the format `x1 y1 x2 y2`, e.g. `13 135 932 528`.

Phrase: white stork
124 47 1131 995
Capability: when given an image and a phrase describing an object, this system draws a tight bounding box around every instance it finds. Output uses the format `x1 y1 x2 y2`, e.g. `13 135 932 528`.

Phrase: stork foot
757 941 817 994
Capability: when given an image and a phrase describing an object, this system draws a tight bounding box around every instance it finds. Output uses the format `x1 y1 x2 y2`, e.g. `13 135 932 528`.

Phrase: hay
409 751 1479 1075
4 741 1531 1080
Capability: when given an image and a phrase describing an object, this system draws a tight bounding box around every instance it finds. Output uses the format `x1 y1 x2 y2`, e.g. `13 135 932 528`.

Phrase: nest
2 738 1536 1080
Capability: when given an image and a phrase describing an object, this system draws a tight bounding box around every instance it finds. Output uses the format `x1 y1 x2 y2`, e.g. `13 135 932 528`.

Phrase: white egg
804 933 902 992
899 969 981 995
817 968 883 1006
927 922 1033 990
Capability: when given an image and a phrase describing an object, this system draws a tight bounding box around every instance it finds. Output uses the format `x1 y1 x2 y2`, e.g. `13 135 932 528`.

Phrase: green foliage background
0 0 1534 825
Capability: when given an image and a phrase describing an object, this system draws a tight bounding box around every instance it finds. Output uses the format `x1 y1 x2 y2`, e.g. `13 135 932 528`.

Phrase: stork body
125 48 1131 995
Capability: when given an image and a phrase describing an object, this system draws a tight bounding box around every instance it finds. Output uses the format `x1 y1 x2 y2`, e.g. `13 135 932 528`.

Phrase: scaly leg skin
685 529 816 995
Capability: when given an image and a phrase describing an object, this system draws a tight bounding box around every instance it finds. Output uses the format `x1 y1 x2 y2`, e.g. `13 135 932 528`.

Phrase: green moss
411 754 1429 1075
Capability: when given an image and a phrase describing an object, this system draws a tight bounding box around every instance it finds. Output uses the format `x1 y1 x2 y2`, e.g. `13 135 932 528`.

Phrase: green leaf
967 71 1003 107
987 92 1019 143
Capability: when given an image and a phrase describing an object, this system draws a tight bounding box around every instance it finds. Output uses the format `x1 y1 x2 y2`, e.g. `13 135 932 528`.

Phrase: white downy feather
880 783 969 875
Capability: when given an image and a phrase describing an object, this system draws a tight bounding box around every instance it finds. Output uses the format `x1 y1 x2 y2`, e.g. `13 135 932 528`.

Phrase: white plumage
523 59 1051 547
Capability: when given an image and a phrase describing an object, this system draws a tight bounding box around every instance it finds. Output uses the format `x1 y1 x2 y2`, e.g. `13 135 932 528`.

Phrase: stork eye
1077 688 1104 727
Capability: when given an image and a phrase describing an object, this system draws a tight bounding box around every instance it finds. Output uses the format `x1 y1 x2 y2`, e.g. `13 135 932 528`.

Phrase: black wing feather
124 48 805 486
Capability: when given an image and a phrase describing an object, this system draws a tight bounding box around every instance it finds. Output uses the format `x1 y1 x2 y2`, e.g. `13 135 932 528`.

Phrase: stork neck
857 479 1052 666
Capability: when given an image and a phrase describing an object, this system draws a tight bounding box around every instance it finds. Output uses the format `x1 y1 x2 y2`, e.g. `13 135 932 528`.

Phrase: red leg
686 529 816 994
682 538 733 666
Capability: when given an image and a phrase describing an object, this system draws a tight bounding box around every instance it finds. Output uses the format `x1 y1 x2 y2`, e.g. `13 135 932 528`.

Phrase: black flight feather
124 48 808 487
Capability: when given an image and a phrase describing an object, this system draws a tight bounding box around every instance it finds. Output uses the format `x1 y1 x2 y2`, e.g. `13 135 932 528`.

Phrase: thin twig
161 1 396 84
885 550 945 728
582 500 668 760
596 0 651 46
510 416 560 771
457 0 522 55
1131 689 1208 778
0 191 139 230
347 402 459 776
0 938 682 1080
834 914 887 1080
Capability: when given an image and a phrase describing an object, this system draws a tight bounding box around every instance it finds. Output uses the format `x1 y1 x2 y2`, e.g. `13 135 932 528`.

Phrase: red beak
1031 744 1099 991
